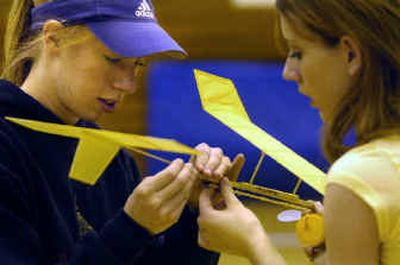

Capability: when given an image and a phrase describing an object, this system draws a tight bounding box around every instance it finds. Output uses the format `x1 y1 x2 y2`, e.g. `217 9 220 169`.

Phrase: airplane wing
6 117 198 185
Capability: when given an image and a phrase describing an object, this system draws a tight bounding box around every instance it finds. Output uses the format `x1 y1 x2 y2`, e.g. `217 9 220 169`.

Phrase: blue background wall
147 61 328 200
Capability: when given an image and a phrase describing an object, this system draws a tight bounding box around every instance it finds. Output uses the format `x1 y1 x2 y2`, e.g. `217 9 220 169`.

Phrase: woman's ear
42 20 65 51
340 35 362 76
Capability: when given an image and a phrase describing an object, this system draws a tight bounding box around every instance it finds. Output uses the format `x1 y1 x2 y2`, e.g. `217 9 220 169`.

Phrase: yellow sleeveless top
328 137 400 264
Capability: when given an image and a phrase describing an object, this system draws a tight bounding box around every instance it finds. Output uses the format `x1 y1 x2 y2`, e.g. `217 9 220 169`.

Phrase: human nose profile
113 77 136 94
282 61 300 82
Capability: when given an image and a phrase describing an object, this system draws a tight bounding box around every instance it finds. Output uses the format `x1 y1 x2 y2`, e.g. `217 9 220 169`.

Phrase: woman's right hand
197 178 285 265
123 159 198 235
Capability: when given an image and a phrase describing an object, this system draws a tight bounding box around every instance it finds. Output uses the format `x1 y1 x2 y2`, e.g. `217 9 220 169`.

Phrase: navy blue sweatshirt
0 80 219 265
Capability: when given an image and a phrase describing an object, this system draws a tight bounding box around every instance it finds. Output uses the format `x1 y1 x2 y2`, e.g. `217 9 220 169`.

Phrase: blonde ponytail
1 0 39 85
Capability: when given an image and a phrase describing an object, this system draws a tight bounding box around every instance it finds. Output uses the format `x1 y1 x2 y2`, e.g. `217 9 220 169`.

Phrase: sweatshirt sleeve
0 126 157 265
70 209 155 264
116 151 220 265
96 151 220 265
72 151 219 265
0 174 217 265
130 206 220 265
0 167 158 265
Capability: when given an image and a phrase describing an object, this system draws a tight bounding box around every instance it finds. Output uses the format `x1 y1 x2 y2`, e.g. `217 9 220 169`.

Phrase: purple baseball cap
30 0 187 58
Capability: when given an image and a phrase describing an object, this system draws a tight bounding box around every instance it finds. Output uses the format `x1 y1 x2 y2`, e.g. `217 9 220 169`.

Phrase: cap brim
87 20 187 59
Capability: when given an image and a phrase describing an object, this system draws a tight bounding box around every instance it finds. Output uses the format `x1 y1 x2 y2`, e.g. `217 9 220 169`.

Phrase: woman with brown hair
197 1 400 264
0 0 243 264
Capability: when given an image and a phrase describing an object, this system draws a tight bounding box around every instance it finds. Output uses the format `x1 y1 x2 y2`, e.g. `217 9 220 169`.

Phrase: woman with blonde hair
197 1 400 264
0 0 243 264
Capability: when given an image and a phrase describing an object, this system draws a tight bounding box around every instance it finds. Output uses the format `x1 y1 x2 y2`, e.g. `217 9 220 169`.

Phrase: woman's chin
319 111 334 125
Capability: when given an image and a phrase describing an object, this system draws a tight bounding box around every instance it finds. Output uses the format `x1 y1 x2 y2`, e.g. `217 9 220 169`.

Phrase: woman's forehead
280 15 323 46
280 17 306 44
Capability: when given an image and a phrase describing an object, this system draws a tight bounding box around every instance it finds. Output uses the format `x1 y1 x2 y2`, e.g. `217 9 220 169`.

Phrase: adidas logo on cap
135 0 155 19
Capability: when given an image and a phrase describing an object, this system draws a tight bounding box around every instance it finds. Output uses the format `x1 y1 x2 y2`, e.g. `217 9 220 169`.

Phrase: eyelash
104 55 147 67
104 55 122 64
135 61 147 67
289 51 302 60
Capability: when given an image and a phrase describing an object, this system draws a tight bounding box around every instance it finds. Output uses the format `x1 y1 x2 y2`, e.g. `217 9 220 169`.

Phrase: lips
307 97 317 109
98 98 118 112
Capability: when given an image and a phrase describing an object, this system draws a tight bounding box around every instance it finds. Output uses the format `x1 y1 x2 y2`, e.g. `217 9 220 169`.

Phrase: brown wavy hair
276 0 400 163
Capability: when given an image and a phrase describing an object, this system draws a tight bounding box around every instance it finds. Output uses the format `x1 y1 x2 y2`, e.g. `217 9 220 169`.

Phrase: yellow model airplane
7 70 326 246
